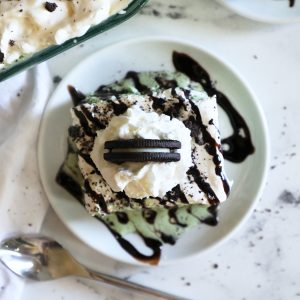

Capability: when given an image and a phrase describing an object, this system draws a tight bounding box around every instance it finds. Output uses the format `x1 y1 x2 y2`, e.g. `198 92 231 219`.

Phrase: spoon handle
86 269 189 300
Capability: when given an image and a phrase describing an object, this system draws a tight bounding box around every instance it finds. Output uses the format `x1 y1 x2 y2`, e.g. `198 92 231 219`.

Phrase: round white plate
217 0 300 23
38 37 269 266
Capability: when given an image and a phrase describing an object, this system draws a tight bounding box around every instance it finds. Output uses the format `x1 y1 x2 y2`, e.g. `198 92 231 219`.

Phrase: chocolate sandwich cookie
105 139 181 149
104 139 181 163
104 152 180 163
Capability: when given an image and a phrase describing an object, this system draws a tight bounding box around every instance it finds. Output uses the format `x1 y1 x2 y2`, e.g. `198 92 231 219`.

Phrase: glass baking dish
0 0 148 82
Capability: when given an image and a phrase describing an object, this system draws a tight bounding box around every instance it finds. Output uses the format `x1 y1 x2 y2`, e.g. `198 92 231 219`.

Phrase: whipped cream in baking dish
0 0 132 69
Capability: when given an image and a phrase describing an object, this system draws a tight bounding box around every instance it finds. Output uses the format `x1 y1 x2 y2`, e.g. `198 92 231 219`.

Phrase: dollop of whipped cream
91 106 193 199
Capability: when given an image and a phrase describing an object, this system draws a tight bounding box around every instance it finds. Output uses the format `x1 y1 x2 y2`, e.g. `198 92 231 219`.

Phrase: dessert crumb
152 9 161 17
278 190 300 205
53 75 62 84
45 2 58 12
212 263 219 269
166 12 183 19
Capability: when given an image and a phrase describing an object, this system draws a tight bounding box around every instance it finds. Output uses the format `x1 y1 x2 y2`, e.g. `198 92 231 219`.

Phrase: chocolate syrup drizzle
172 51 255 163
142 209 157 224
58 52 255 265
84 180 108 214
168 207 187 227
73 108 96 137
68 85 85 106
99 218 162 266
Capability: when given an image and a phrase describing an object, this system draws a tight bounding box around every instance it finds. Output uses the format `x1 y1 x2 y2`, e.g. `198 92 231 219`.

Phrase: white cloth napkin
0 64 53 300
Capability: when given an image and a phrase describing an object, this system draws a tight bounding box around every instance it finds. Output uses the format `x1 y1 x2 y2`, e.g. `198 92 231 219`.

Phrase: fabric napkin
0 64 53 300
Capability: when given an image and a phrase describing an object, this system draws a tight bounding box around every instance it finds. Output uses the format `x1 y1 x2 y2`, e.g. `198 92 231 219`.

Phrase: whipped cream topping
91 106 193 199
0 0 132 69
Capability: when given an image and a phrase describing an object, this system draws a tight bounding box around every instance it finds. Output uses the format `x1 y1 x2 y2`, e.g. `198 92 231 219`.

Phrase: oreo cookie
104 152 180 163
105 139 181 149
104 139 181 163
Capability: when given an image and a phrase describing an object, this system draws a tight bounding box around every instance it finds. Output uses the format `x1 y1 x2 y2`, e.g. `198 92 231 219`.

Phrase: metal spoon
0 235 187 300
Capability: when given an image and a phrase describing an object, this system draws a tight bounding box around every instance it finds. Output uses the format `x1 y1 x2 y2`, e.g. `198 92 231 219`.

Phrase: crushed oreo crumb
45 2 58 12
53 75 62 84
152 9 161 17
279 190 300 205
9 40 15 47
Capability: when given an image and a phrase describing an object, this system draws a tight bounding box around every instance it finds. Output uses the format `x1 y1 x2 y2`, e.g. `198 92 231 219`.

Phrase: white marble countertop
1 0 300 299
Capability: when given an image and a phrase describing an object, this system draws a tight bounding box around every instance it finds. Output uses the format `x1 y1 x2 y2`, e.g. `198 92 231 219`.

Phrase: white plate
217 0 300 23
38 37 269 266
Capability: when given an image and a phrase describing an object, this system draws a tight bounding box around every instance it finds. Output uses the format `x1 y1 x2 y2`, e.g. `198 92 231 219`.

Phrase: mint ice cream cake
56 52 236 264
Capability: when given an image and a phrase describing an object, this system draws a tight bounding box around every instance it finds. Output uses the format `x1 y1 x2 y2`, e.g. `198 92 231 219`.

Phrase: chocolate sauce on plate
100 220 162 265
289 0 295 7
172 51 255 163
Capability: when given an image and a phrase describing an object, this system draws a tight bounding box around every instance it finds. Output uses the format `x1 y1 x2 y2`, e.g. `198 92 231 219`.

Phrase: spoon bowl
0 236 87 280
0 235 187 300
